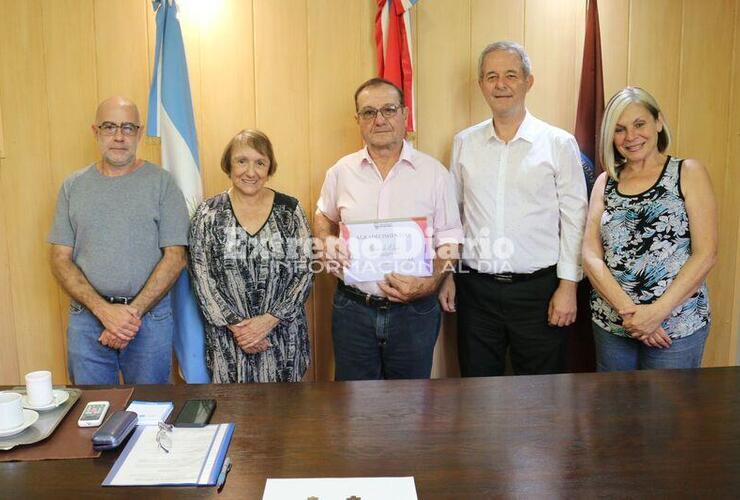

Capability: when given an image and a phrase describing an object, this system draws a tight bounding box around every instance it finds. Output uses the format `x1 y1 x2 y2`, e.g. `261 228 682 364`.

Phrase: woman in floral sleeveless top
582 87 717 371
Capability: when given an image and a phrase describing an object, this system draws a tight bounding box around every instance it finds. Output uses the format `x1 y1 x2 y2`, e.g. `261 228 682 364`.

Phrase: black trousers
455 267 569 376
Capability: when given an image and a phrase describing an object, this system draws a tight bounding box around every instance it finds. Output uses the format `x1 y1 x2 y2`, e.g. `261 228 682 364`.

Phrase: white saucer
22 389 70 411
0 409 39 437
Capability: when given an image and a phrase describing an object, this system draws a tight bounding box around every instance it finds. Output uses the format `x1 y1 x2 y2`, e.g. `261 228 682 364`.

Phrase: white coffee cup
25 370 53 406
0 392 24 430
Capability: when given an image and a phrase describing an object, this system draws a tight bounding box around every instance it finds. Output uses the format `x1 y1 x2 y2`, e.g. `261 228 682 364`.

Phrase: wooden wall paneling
41 0 100 382
141 0 161 161
470 0 526 125
0 0 66 381
197 0 255 199
415 0 471 164
253 0 313 379
41 0 98 206
0 190 19 383
253 0 310 210
524 0 583 133
736 218 740 365
0 11 20 385
0 100 5 158
733 0 740 367
415 0 471 378
598 0 629 102
145 1 157 91
677 0 736 366
674 0 734 189
0 46 8 380
307 0 375 381
94 0 159 164
572 0 587 129
627 0 682 147
142 0 160 169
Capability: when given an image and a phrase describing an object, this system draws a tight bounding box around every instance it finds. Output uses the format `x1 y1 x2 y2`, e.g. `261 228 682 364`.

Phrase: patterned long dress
189 190 313 382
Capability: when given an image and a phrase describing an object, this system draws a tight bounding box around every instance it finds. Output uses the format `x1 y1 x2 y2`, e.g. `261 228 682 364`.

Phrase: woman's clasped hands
227 314 280 354
619 303 673 349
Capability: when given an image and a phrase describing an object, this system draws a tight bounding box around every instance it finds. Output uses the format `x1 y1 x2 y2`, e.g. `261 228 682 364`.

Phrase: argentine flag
147 0 210 383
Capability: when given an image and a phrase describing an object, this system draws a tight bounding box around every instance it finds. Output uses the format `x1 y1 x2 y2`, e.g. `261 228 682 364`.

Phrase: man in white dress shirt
439 41 588 376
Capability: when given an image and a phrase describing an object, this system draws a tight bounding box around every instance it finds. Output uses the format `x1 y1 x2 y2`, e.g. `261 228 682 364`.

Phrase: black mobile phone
173 399 216 427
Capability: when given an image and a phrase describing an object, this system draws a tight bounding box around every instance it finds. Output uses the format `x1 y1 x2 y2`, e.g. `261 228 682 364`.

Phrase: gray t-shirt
48 162 189 297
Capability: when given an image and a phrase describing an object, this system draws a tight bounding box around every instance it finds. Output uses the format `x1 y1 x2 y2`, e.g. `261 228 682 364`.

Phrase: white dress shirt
450 111 587 281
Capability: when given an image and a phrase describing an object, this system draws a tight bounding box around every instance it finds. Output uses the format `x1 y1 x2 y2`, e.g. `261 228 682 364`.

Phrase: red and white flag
376 0 418 132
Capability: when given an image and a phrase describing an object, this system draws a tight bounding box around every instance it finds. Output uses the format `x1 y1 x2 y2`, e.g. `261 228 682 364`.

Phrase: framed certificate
339 217 433 284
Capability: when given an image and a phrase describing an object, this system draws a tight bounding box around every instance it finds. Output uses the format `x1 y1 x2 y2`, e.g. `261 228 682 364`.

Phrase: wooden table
2 367 740 498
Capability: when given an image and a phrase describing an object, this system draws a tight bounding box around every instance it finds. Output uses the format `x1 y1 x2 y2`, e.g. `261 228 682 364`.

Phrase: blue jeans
332 288 441 380
593 321 709 371
67 294 174 384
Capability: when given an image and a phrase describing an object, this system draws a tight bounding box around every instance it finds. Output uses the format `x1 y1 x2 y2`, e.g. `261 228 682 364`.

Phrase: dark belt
336 280 396 309
105 296 135 305
462 264 556 284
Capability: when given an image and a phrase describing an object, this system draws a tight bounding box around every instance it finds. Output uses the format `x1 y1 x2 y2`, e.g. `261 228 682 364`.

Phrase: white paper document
340 217 433 284
262 477 418 500
125 400 174 426
102 423 234 486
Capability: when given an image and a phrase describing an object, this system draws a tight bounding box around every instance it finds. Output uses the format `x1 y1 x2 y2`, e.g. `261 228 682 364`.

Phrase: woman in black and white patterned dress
189 129 312 383
582 87 717 371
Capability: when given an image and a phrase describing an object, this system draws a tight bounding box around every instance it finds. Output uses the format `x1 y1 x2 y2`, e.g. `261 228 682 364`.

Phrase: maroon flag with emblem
569 0 604 372
576 0 604 185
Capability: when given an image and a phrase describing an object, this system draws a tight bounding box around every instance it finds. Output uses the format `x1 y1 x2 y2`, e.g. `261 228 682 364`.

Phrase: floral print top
590 156 709 339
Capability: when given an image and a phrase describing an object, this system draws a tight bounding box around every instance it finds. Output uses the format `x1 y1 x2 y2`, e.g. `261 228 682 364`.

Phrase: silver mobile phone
77 400 110 427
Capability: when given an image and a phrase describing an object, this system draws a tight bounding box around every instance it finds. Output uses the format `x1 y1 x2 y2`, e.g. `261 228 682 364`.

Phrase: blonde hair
599 87 671 180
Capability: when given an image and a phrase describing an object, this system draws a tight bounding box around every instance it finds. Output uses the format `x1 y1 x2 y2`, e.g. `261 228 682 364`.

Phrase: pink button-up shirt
317 141 463 296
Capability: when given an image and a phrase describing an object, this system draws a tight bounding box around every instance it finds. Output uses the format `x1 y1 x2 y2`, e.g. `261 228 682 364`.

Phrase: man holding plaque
315 78 463 381
440 41 588 376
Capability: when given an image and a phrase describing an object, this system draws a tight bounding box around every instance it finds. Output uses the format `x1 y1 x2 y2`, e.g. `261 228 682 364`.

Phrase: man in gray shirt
49 96 189 384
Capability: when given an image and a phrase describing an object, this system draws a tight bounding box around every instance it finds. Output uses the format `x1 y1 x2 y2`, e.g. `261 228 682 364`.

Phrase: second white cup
0 392 24 430
25 370 53 407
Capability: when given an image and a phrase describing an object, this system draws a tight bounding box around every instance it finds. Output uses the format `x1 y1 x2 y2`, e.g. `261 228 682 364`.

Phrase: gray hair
478 41 532 80
599 87 671 180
